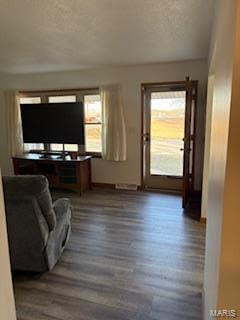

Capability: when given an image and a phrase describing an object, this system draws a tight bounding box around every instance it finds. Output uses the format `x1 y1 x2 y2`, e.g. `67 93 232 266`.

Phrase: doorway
142 79 198 207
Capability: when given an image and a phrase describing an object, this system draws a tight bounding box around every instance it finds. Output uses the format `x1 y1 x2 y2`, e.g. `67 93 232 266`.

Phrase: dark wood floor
13 189 205 320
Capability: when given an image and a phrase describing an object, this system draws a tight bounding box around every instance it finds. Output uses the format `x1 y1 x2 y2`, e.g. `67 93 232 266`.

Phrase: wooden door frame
140 80 198 192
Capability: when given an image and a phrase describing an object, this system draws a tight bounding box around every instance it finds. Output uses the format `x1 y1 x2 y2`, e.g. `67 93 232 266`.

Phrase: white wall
0 170 17 320
0 60 207 189
0 92 10 174
203 0 240 318
201 74 214 218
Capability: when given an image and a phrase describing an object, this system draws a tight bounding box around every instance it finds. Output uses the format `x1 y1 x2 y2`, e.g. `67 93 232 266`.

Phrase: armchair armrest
53 198 72 219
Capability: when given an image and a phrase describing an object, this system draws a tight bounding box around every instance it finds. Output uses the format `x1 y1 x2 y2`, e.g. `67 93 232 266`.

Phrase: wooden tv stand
12 154 92 194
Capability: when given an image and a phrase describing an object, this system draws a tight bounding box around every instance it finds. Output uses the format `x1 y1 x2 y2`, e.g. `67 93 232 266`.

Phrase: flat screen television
20 102 85 144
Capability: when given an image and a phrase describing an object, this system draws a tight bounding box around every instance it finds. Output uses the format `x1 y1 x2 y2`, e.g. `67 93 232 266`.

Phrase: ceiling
0 0 216 74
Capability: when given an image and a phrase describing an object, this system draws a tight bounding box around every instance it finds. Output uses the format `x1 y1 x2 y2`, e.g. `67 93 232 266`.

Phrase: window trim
19 88 102 157
19 87 99 96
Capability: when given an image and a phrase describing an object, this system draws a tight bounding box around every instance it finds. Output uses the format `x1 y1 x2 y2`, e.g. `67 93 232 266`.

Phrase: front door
182 79 198 208
142 80 197 204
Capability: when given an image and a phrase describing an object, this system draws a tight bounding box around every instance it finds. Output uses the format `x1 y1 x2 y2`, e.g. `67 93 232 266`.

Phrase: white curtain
4 91 24 157
100 85 127 161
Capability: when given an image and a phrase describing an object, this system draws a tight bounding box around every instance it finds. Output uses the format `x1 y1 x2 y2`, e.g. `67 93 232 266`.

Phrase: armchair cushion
53 198 71 218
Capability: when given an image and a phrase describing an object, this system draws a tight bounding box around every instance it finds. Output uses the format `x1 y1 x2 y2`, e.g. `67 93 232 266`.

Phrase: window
48 95 76 103
20 97 41 104
19 96 44 151
84 94 102 153
19 90 102 155
48 95 78 152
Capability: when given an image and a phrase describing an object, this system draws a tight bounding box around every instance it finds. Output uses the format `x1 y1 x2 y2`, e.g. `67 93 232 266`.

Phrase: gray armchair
3 175 71 272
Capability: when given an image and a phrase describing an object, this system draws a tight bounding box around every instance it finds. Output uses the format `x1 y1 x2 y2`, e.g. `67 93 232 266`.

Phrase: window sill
27 150 102 160
81 152 102 159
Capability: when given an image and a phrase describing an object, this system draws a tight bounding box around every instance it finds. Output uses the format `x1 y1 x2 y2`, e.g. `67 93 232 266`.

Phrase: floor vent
115 183 138 191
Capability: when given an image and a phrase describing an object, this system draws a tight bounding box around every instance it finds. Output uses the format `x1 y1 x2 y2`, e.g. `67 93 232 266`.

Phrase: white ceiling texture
0 0 216 73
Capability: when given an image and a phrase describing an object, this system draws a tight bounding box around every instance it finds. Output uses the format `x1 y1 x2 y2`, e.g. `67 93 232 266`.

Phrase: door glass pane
150 91 185 176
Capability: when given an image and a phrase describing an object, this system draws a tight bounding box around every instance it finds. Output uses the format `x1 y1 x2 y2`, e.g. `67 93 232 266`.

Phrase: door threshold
144 187 182 195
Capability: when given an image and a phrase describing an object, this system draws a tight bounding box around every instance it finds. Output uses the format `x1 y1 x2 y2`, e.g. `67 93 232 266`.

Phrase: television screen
20 102 85 144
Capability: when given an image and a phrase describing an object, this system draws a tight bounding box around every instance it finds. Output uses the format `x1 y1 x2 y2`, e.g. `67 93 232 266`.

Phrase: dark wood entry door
182 77 198 208
142 78 198 208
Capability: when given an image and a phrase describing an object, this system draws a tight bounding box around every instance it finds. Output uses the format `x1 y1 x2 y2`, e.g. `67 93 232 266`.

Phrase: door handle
180 148 191 152
143 133 150 142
